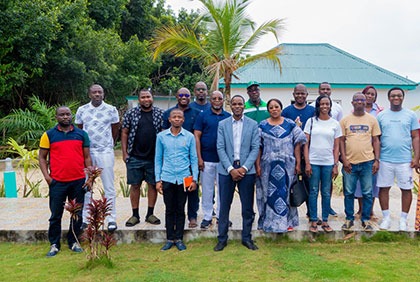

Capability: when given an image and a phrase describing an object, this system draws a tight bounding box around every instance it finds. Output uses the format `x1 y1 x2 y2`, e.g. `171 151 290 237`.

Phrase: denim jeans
342 160 374 222
308 164 333 222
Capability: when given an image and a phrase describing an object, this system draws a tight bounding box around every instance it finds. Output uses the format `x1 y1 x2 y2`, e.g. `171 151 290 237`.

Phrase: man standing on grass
156 109 198 251
377 87 419 231
162 87 201 228
194 90 231 229
339 92 381 232
121 89 164 227
214 95 260 252
75 84 120 232
39 106 92 257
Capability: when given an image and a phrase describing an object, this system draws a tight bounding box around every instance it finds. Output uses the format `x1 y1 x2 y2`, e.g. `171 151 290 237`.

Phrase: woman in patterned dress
255 99 306 233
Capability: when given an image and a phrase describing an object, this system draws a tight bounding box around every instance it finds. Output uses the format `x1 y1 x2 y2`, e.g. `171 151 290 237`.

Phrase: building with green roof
221 43 419 116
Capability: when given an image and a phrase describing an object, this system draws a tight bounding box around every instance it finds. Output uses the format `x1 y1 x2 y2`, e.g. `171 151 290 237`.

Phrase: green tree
0 96 79 149
151 0 285 104
0 0 61 107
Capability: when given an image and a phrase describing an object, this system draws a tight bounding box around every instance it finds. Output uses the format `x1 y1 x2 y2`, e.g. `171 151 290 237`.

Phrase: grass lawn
1 236 419 281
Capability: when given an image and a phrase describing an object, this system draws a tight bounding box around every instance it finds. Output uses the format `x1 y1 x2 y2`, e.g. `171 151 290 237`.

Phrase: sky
165 0 420 83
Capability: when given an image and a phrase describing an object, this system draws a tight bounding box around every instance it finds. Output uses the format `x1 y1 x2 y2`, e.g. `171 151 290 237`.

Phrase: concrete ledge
0 229 418 244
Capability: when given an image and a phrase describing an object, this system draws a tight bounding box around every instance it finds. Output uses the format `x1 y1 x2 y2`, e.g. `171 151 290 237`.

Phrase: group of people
39 80 419 257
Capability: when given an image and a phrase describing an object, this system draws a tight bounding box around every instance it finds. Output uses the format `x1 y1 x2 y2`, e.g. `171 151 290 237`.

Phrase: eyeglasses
195 88 206 92
178 93 190 98
353 98 366 102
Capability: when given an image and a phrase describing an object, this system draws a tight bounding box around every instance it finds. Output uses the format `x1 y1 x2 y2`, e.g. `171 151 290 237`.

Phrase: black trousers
162 181 188 241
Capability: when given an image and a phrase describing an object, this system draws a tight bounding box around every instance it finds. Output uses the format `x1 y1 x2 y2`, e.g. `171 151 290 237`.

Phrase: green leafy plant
119 177 130 197
0 96 79 150
6 138 40 197
0 181 5 197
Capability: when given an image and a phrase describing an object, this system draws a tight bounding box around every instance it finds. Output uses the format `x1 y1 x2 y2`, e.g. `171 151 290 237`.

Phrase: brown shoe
188 218 198 228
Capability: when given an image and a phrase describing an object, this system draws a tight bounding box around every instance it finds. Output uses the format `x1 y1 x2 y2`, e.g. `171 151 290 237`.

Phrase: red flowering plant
65 165 116 264
64 198 83 247
82 196 116 261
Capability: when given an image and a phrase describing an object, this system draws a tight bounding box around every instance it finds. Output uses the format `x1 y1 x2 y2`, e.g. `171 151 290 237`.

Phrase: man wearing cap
244 81 270 123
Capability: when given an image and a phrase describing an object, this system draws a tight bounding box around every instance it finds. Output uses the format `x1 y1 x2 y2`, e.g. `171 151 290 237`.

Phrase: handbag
290 174 308 207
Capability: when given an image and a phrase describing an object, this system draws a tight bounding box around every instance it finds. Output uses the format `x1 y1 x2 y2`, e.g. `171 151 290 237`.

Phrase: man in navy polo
162 87 201 228
194 91 231 229
190 81 211 112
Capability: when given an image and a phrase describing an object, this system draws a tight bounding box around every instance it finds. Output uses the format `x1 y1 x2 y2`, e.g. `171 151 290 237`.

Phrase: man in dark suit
214 95 260 251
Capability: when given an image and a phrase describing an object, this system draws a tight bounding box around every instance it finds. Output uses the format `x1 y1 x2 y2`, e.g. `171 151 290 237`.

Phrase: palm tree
152 0 284 105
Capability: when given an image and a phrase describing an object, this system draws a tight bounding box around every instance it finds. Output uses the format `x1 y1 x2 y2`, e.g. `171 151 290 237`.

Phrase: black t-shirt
131 111 156 160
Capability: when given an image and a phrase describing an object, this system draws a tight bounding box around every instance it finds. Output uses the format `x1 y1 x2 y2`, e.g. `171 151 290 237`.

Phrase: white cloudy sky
166 0 420 82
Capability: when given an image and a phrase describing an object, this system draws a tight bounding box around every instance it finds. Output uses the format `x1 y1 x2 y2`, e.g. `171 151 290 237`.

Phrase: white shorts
377 161 413 190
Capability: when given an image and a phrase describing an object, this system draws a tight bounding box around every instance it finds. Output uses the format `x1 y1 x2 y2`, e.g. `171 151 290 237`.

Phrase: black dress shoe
214 241 227 252
242 240 258 250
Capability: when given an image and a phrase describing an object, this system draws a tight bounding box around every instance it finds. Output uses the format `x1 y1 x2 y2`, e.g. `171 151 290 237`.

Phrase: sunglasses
353 98 366 102
178 93 190 98
195 88 206 92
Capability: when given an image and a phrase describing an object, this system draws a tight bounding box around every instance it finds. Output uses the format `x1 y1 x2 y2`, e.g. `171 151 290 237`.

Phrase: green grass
1 238 420 281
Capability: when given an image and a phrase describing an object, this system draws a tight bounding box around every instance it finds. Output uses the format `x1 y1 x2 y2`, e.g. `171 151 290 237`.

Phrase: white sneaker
379 216 391 230
399 218 407 231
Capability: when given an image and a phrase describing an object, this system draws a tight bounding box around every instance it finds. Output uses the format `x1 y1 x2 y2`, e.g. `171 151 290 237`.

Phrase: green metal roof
221 43 418 90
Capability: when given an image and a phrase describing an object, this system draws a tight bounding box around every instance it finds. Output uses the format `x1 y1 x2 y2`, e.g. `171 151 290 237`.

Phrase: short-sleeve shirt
282 104 315 129
377 108 419 163
310 101 343 121
189 101 211 112
75 102 119 153
193 108 231 162
162 105 200 132
39 125 90 182
244 99 269 123
304 117 342 165
340 113 381 164
122 106 164 155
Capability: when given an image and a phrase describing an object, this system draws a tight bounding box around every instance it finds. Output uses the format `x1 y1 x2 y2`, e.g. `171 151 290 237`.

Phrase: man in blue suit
214 95 260 251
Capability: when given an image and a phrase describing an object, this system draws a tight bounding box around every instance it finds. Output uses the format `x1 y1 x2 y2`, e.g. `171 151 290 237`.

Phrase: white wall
231 87 420 118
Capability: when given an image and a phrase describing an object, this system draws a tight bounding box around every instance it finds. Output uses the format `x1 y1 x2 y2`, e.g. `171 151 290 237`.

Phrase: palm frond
152 25 212 63
239 19 285 55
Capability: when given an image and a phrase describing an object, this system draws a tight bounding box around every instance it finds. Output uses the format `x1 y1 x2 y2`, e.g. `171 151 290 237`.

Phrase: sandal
321 224 333 233
145 214 161 225
309 223 318 233
188 218 198 228
125 216 140 227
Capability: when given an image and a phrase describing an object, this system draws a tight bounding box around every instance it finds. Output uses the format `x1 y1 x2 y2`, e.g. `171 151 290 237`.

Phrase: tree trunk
223 71 232 112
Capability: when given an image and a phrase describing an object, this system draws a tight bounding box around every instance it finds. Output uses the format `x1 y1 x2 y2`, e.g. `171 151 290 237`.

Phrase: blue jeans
342 160 373 222
308 164 333 222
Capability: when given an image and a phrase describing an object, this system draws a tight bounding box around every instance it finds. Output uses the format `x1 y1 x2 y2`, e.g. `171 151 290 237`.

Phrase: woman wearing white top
304 95 342 233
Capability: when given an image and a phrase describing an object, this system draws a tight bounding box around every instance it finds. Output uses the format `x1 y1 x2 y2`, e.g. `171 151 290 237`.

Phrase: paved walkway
0 187 418 243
